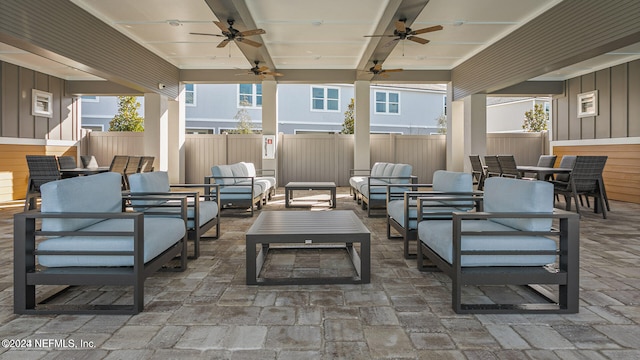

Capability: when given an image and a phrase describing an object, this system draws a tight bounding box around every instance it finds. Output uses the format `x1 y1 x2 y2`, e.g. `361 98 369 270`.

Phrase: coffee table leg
331 188 336 208
285 188 290 208
246 237 257 285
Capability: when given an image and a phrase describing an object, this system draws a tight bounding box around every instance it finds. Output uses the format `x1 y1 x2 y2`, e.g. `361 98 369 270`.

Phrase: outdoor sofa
14 172 188 315
128 171 220 259
349 162 415 216
207 162 275 216
387 170 481 259
417 177 580 314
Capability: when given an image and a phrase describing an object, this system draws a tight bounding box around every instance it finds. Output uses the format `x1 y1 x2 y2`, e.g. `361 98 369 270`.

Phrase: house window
375 91 399 114
185 84 196 106
238 84 262 107
81 96 98 102
311 87 339 111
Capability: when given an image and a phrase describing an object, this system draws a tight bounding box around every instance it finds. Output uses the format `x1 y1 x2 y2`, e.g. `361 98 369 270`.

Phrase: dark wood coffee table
285 181 337 208
246 210 370 285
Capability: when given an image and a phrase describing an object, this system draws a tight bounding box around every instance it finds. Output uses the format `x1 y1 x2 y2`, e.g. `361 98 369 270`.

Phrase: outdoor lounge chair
386 170 481 259
207 162 274 216
14 172 188 314
417 177 580 314
128 171 220 259
350 162 415 217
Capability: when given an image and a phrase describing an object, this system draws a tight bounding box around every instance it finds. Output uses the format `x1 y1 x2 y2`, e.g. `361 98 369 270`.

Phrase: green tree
109 96 144 132
229 100 257 134
436 113 447 134
522 103 549 132
340 98 355 134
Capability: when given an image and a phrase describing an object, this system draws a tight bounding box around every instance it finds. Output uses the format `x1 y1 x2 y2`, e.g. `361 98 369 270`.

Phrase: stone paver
1 190 640 358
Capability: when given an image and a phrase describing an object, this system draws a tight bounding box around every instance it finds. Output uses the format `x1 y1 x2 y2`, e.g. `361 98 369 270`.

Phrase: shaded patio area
1 188 639 359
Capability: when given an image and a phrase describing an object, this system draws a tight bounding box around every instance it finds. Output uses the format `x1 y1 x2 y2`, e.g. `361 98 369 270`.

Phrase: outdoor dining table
59 166 110 177
516 166 571 180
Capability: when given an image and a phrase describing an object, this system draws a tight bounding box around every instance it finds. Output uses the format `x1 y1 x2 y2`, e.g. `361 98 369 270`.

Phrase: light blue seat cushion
253 178 272 194
38 217 186 267
40 172 123 232
349 176 366 190
258 176 276 189
359 179 407 200
483 177 553 231
387 199 460 230
211 165 234 185
220 181 263 201
419 219 557 267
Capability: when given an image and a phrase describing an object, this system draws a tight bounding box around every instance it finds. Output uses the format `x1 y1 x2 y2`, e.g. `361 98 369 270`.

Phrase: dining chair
484 155 502 178
138 156 155 172
24 155 61 211
80 155 100 168
56 156 77 169
468 154 486 190
496 154 520 178
553 156 608 218
108 155 130 189
528 155 557 180
123 156 142 190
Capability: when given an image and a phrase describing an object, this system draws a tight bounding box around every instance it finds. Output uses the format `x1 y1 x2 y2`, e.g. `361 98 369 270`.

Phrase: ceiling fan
190 19 265 48
367 60 403 77
365 19 442 45
239 61 283 79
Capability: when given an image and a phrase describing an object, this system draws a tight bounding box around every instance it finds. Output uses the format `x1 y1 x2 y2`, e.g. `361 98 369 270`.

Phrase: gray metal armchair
24 155 61 211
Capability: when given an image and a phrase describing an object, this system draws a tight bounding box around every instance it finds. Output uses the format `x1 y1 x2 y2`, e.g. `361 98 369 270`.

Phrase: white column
448 92 487 172
143 92 169 171
261 80 278 181
354 80 370 170
167 84 186 183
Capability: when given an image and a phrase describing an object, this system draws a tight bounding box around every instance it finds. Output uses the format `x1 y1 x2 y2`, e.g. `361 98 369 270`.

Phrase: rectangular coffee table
285 181 336 208
246 210 370 285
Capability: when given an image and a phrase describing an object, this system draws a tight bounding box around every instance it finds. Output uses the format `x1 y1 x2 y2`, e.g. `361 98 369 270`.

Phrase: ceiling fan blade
264 71 284 77
238 28 266 36
190 32 224 37
383 68 403 72
217 38 232 48
395 20 406 33
213 21 229 32
411 25 443 35
372 63 383 71
236 38 262 47
258 66 269 72
408 36 429 44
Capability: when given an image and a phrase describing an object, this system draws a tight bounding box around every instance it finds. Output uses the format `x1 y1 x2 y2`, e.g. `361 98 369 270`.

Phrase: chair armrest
386 183 434 202
169 183 221 204
256 169 275 177
416 192 484 219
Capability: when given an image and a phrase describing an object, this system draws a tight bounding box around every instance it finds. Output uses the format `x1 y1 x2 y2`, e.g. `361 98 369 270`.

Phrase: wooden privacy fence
84 131 546 186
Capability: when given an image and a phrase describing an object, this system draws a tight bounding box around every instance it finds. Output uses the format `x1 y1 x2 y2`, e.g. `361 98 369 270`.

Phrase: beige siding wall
487 132 548 166
82 132 545 189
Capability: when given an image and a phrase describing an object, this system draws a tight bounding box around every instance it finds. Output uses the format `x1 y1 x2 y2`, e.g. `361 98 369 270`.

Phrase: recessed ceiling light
311 20 323 26
452 20 465 26
167 20 182 27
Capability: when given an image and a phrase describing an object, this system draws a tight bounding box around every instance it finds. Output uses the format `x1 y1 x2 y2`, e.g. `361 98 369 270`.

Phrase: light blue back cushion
382 164 395 177
371 162 387 177
128 171 170 206
484 177 553 231
41 172 122 232
390 164 412 184
229 162 249 179
241 162 257 177
432 170 473 192
211 165 234 185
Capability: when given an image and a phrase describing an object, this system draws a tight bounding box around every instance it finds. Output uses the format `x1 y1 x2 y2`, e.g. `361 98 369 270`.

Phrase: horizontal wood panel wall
487 132 548 166
553 59 640 141
0 144 76 202
1 61 78 140
553 145 640 204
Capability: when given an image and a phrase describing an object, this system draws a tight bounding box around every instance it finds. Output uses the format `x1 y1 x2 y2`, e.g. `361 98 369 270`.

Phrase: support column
447 91 487 172
167 84 186 183
144 92 169 172
261 80 278 181
354 80 370 170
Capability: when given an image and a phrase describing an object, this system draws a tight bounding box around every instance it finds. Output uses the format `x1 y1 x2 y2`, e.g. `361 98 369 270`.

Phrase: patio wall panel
85 132 145 168
185 134 227 183
487 132 547 166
